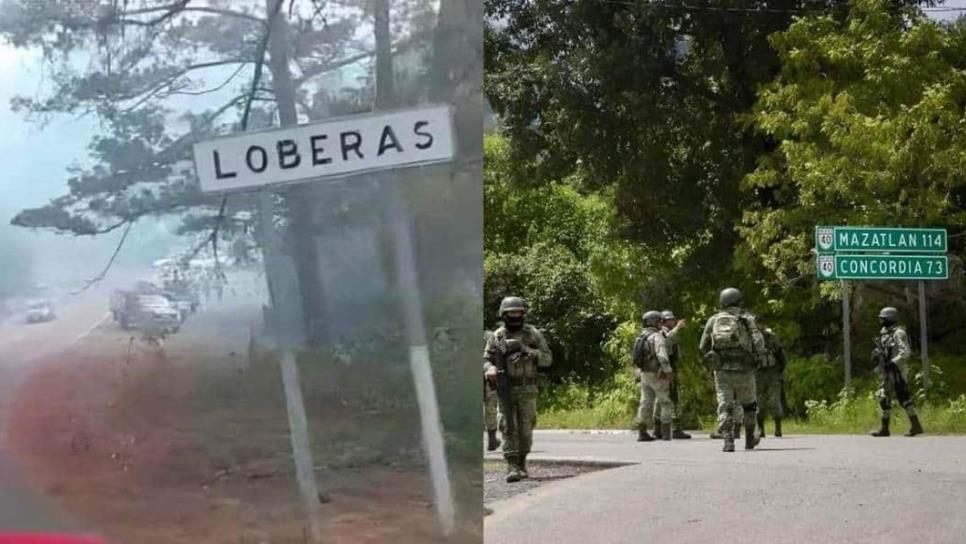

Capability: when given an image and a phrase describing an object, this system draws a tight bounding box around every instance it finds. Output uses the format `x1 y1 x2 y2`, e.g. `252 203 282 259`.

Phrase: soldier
633 311 676 442
653 310 691 439
756 327 787 438
700 288 764 452
871 307 925 437
484 297 553 483
483 330 502 452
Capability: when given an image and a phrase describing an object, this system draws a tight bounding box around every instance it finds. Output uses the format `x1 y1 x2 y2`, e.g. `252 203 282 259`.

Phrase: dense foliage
485 0 966 425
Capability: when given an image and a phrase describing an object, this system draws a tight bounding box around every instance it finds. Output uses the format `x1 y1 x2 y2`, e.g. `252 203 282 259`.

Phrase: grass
538 392 966 434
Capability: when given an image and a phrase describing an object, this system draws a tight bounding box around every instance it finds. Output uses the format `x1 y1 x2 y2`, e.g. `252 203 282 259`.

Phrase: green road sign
815 226 947 253
817 254 948 281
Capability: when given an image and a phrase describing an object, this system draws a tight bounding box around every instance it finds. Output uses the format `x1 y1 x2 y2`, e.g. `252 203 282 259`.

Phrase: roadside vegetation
485 0 966 434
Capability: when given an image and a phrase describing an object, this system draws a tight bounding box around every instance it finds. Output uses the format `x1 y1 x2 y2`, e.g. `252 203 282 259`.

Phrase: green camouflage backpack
711 313 753 354
632 330 659 371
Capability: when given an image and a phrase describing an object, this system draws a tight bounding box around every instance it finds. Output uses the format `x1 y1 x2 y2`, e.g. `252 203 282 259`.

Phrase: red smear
0 535 109 544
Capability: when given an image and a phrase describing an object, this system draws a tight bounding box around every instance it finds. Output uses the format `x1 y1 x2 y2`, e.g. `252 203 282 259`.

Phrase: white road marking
72 312 111 344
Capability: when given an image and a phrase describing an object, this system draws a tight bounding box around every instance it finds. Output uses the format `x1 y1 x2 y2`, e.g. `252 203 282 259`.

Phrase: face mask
504 316 525 331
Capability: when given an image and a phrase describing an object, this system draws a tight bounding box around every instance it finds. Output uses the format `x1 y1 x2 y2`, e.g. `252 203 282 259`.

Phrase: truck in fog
110 290 181 333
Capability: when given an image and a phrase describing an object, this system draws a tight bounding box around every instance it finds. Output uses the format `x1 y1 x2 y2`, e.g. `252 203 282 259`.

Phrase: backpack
632 330 659 370
711 313 752 354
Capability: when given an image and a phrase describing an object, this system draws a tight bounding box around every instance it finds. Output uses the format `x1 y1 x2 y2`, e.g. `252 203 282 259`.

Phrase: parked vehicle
24 300 56 324
110 291 181 333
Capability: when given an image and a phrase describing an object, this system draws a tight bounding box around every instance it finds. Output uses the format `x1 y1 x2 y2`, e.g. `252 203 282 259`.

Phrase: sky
0 2 379 290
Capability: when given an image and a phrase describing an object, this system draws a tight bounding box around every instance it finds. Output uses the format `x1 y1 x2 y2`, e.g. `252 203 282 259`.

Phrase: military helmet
878 307 899 322
499 296 528 316
719 287 743 308
660 310 676 320
642 310 663 327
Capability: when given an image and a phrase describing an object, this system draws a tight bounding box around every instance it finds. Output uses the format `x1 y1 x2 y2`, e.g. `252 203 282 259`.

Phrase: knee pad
742 402 758 414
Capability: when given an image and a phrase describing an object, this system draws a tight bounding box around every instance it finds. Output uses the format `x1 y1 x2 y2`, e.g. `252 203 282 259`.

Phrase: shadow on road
750 447 817 452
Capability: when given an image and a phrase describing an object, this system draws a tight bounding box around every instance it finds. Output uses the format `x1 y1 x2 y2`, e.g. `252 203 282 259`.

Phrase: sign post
194 105 457 536
816 226 947 391
841 280 851 391
918 280 930 392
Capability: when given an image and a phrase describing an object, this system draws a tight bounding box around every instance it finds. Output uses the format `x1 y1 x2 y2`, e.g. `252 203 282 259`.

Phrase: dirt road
0 289 479 543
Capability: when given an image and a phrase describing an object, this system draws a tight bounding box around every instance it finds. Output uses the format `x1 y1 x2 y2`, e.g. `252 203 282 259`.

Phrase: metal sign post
194 105 457 538
918 280 929 392
382 178 455 535
841 280 851 391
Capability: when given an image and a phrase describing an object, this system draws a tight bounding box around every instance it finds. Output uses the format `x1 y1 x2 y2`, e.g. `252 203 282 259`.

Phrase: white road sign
193 105 454 193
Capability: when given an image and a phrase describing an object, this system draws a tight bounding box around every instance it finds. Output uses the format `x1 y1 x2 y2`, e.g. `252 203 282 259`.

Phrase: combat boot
723 438 735 452
757 414 766 439
506 468 522 483
744 424 760 450
672 428 692 439
487 430 501 451
905 415 924 437
637 428 655 442
774 418 783 437
870 418 890 437
653 424 663 440
661 423 672 441
671 419 691 439
519 455 529 479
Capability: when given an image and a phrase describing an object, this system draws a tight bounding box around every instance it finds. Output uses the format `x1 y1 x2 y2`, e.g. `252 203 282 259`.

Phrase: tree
744 0 966 346
0 0 439 343
484 0 934 322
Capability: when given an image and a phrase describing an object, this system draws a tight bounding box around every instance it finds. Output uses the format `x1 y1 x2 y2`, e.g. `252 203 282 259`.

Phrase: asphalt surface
484 430 966 544
0 279 263 533
0 291 109 532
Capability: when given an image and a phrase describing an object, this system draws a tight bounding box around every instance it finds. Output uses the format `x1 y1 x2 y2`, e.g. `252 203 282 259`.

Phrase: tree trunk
430 0 483 160
266 0 328 346
374 0 394 110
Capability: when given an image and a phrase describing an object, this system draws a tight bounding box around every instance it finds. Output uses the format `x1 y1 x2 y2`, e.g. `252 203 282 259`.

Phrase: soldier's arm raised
667 320 686 340
892 328 912 365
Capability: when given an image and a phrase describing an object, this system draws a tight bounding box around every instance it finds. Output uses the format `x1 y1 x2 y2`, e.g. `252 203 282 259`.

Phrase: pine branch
70 220 134 294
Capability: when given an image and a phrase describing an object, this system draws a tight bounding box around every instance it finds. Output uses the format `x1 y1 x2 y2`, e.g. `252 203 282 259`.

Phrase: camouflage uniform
871 308 924 437
483 330 501 450
700 303 765 451
655 320 689 438
876 325 918 420
484 324 553 477
755 328 787 437
634 326 675 439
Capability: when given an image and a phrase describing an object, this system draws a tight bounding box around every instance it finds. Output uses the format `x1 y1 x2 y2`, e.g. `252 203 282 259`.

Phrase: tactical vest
494 327 540 379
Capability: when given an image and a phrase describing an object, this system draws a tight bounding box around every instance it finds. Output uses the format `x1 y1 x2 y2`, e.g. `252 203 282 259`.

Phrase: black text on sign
192 105 454 193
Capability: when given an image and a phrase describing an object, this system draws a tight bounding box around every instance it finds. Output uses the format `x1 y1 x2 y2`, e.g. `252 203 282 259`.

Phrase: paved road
0 291 110 531
485 430 966 544
0 281 265 533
